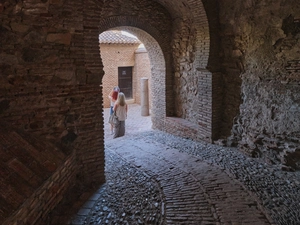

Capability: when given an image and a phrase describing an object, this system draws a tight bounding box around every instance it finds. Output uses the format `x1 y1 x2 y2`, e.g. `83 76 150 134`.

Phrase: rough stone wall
219 0 300 169
167 0 222 142
100 43 140 108
172 17 198 119
134 47 152 108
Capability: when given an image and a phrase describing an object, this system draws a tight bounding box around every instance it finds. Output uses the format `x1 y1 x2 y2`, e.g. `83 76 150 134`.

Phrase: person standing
108 86 120 134
113 92 128 138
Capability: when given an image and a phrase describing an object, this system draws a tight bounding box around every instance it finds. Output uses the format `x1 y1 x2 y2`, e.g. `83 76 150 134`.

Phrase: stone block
46 33 72 45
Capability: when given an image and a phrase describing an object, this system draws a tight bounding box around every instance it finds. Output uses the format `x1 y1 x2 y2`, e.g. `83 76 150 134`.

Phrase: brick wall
3 152 77 225
0 123 77 225
0 0 105 223
101 43 141 108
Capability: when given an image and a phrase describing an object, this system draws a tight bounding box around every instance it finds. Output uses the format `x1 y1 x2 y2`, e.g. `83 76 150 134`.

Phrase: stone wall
219 0 300 169
1 0 299 222
167 0 223 143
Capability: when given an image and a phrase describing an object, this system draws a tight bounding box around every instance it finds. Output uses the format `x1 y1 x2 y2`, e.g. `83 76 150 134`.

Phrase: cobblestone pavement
68 104 300 225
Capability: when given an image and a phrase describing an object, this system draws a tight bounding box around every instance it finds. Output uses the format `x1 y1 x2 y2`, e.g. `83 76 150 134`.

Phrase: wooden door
118 66 133 99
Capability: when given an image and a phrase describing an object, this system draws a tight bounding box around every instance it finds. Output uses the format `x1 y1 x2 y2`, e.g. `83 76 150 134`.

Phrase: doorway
118 66 133 99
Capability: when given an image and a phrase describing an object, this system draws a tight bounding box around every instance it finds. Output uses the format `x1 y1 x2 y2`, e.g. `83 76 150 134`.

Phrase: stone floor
65 104 300 225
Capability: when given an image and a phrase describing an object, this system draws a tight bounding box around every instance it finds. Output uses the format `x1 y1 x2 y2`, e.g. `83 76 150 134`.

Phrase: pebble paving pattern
146 131 300 225
68 104 300 225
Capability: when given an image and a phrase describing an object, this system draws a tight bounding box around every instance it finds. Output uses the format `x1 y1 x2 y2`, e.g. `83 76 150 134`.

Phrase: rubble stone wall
170 0 222 142
219 0 300 169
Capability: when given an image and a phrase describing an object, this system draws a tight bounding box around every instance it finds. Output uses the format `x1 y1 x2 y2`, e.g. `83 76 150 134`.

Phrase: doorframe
118 66 133 99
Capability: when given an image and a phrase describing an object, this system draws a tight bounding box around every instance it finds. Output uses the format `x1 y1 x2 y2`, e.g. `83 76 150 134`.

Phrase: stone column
141 77 149 116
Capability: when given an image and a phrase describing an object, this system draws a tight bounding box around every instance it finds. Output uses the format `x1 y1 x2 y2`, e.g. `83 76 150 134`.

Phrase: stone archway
96 17 172 130
111 26 167 129
81 0 226 182
82 0 225 144
80 1 174 196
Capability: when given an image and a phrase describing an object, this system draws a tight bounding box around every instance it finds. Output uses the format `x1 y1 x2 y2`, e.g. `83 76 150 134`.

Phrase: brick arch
185 0 220 71
199 0 222 71
81 0 174 190
97 16 173 127
186 0 211 70
82 0 222 144
154 0 222 142
200 0 221 72
111 26 167 122
156 0 218 70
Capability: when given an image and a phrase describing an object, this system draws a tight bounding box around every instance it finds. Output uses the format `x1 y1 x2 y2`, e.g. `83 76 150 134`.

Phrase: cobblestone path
105 134 272 225
64 104 300 225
